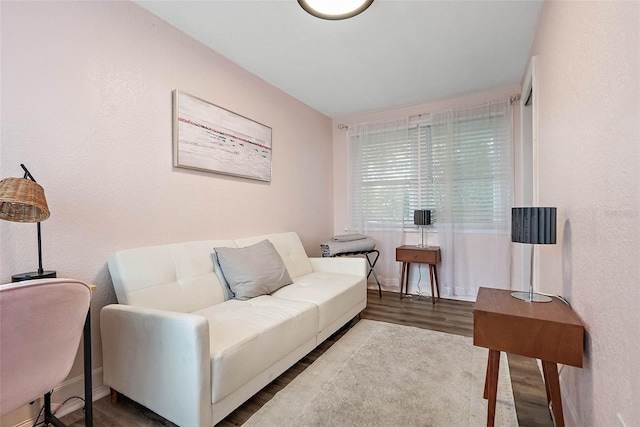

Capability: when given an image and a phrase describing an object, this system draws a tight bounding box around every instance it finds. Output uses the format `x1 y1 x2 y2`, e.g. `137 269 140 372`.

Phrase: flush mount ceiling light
298 0 374 20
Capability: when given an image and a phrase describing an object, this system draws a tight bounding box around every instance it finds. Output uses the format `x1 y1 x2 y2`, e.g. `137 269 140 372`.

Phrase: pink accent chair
0 278 92 424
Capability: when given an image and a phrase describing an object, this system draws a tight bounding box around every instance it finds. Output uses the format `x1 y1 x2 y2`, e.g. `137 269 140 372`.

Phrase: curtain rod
337 93 521 129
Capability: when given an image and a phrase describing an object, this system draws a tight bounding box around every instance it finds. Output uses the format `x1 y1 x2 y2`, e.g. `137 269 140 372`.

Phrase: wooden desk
473 287 584 427
395 246 441 303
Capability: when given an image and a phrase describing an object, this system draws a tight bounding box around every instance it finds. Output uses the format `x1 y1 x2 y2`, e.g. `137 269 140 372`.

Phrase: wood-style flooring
61 289 554 426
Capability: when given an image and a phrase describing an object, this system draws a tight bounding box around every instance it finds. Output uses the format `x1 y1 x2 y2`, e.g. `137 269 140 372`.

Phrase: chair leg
43 392 66 427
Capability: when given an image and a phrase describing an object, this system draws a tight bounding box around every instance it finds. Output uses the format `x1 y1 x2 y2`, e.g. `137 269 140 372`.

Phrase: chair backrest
0 278 91 416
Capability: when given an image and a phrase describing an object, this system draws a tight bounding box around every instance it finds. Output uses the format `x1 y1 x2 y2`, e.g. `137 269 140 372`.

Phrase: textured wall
1 1 332 423
530 1 639 426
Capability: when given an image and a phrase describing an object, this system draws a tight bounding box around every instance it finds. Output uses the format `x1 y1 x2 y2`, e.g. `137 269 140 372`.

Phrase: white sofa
101 232 367 427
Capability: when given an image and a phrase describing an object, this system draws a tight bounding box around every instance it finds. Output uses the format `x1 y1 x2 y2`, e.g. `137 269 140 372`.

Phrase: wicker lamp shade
0 177 50 223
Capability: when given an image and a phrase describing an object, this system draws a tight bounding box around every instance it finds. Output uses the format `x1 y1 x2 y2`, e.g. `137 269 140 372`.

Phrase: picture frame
173 90 272 182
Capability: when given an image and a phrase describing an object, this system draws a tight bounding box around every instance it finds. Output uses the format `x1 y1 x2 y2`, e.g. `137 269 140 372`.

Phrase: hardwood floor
61 289 554 426
363 290 553 427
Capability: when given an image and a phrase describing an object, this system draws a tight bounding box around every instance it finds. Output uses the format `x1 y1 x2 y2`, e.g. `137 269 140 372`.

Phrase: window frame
347 109 511 233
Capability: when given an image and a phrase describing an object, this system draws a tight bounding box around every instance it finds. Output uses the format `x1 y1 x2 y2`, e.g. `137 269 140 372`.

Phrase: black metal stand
43 392 65 427
333 249 382 297
11 270 57 282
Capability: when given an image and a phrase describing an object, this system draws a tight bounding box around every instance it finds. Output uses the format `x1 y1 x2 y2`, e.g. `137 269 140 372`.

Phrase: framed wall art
173 90 272 182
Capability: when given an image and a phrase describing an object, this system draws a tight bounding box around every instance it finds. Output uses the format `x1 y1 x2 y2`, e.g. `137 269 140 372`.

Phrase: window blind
348 124 415 229
429 109 511 229
347 103 511 232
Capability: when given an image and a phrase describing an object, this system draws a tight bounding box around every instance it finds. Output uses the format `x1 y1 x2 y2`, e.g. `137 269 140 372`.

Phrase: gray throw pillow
214 239 293 300
211 251 234 300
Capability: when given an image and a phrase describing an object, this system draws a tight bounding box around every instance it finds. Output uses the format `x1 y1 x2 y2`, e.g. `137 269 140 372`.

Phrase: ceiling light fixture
298 0 374 20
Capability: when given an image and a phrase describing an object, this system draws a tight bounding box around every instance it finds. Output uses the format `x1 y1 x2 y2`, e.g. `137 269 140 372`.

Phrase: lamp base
511 291 552 303
11 270 57 283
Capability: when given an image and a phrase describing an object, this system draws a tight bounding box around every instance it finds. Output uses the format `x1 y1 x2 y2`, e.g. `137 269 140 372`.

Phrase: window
347 118 423 230
429 106 512 230
347 103 511 232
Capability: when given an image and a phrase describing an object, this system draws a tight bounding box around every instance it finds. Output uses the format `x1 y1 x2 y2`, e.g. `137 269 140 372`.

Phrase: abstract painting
173 90 272 181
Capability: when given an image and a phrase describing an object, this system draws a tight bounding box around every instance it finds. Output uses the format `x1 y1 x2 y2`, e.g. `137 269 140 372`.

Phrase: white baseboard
8 368 109 427
54 385 111 419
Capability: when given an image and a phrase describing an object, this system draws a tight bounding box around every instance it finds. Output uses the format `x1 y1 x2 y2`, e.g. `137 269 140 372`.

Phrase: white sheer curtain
430 100 513 299
347 118 410 290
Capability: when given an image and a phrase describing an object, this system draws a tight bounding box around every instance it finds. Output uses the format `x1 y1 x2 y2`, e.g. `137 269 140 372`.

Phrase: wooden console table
395 245 441 304
473 287 584 427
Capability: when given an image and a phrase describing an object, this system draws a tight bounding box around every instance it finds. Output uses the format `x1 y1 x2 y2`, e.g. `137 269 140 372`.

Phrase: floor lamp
511 207 556 303
0 164 57 282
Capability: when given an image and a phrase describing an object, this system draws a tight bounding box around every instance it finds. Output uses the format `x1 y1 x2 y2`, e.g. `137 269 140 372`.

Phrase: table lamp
511 207 556 302
414 209 431 248
0 164 56 282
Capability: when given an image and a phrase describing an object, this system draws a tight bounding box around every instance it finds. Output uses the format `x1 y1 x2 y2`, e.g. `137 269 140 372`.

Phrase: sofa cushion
214 240 293 300
108 240 236 312
193 296 317 404
271 271 366 336
235 232 313 280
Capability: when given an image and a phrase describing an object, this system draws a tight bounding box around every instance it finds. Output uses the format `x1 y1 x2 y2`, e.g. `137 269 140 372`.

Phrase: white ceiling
136 0 543 118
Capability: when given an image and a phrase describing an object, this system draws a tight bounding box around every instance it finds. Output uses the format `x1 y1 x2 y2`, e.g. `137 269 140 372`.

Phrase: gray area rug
244 320 517 427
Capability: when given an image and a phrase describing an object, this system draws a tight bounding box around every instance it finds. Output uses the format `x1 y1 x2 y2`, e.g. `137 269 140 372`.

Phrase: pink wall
1 2 333 423
3 0 639 426
530 1 639 425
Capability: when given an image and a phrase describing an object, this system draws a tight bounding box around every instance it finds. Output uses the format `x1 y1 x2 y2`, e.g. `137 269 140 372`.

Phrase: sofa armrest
309 257 367 277
101 304 211 427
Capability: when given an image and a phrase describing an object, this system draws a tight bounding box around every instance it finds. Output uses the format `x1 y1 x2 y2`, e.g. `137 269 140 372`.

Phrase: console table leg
110 388 119 404
483 356 490 399
486 349 500 427
429 265 435 304
542 360 565 427
400 262 409 299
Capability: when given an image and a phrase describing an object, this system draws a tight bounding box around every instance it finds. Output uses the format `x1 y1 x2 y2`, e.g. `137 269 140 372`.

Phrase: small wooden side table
473 287 584 427
395 245 441 304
